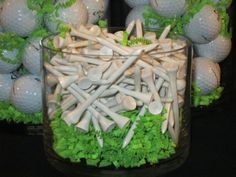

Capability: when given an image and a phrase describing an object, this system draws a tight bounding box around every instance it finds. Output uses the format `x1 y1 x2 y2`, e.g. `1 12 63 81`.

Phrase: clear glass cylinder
41 27 192 177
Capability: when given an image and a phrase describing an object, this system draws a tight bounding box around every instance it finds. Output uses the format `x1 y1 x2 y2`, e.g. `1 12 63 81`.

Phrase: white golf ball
184 5 221 44
45 0 88 33
150 0 186 18
0 49 22 74
194 35 232 63
22 37 42 76
125 5 159 29
82 0 107 24
193 57 221 95
0 0 42 37
11 75 42 113
124 0 149 8
0 73 16 101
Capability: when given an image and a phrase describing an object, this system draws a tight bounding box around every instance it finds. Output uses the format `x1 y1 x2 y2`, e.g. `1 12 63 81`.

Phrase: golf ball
124 0 149 8
22 37 42 76
82 0 107 24
0 0 42 37
184 5 221 44
193 57 221 95
0 49 22 74
150 0 186 18
194 35 232 63
0 73 16 101
125 5 159 29
11 75 42 113
45 0 88 33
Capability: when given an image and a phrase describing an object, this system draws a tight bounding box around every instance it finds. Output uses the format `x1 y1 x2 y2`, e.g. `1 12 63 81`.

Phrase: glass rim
40 33 190 57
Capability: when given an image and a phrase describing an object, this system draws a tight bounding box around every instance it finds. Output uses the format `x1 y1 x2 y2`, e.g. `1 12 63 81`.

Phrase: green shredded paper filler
51 108 176 168
0 101 42 124
98 19 108 28
217 3 232 38
192 83 224 107
128 37 152 46
57 23 71 38
121 31 152 46
27 0 54 18
0 32 25 64
29 28 50 39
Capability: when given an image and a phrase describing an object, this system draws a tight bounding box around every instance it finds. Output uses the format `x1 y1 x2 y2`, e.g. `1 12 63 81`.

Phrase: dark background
0 0 236 177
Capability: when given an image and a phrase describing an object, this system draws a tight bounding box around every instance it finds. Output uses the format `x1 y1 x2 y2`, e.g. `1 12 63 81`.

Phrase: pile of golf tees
44 20 188 148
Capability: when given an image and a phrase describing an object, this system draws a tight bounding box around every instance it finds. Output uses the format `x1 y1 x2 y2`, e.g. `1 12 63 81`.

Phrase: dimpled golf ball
150 0 186 18
0 49 22 74
194 35 232 63
124 0 149 8
125 5 159 29
11 75 42 113
22 37 42 76
193 57 221 95
0 73 16 101
82 0 107 24
184 5 221 44
45 0 88 33
0 0 42 37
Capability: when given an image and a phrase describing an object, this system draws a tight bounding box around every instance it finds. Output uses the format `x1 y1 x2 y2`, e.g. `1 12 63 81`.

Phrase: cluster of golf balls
0 0 109 114
185 2 231 95
125 0 232 96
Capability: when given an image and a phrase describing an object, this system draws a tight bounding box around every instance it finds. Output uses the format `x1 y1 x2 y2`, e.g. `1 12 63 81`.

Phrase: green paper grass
217 5 232 38
128 38 152 46
121 31 152 47
57 23 71 38
192 83 224 107
26 0 52 27
29 28 50 39
27 0 54 18
121 31 129 46
51 108 176 168
0 32 25 64
98 19 108 28
0 101 42 124
55 0 76 10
